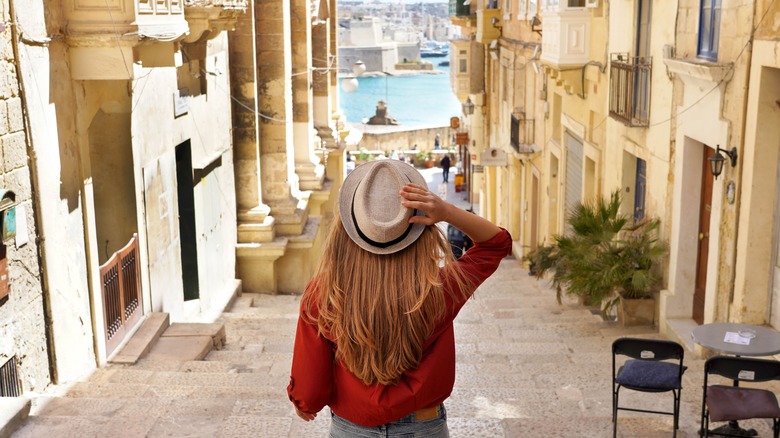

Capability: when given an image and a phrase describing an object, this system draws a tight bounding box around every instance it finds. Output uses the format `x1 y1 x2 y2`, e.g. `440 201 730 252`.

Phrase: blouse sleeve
287 299 334 414
446 228 513 316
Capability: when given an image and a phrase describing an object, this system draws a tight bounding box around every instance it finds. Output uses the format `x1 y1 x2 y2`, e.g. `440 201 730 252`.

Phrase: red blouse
287 229 512 427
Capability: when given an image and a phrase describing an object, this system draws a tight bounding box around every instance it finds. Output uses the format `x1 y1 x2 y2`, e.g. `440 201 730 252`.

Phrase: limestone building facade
451 0 780 342
1 0 347 396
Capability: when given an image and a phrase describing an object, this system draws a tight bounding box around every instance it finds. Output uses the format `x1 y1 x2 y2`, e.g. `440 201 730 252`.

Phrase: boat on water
421 48 447 58
421 40 449 58
438 60 450 66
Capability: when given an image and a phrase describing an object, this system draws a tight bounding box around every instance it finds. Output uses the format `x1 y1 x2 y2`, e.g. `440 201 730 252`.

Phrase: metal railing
99 234 143 356
0 355 20 397
609 53 652 127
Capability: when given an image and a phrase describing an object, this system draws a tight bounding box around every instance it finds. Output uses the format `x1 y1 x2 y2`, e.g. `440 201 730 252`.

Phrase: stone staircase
110 312 226 365
11 292 329 437
12 261 780 437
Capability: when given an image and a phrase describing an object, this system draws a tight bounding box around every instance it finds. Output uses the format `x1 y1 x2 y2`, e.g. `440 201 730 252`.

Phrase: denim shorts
329 405 449 438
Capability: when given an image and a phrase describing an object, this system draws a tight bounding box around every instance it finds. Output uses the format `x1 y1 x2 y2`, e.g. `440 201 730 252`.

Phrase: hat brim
339 160 428 255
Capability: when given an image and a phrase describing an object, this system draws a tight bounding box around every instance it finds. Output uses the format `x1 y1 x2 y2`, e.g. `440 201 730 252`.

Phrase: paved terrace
11 167 780 437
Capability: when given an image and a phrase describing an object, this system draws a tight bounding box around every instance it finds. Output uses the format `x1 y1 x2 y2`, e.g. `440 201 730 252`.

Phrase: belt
413 405 441 421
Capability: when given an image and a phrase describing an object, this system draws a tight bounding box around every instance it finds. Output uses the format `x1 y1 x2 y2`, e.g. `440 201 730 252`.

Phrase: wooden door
693 146 714 324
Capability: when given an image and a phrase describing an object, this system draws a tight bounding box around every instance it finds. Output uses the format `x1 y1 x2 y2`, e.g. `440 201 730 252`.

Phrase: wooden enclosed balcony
64 0 246 80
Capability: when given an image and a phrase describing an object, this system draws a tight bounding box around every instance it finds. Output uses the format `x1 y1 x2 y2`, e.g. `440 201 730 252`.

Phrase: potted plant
526 191 665 326
601 218 666 326
414 149 433 168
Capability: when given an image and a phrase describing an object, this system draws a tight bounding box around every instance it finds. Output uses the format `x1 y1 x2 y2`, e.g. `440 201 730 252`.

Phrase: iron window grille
0 356 21 397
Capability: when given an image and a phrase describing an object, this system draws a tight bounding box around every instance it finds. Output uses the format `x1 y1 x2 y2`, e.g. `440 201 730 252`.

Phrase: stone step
227 294 255 311
110 312 170 365
110 314 227 365
0 396 30 438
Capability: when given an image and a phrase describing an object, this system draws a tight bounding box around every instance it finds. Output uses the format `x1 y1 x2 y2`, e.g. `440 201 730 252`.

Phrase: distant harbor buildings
337 1 459 74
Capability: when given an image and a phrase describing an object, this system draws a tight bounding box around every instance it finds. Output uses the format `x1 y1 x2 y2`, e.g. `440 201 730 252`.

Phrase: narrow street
11 168 779 437
14 259 780 437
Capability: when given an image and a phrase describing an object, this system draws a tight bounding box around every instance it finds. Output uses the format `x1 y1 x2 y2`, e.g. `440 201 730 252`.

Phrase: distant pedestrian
346 154 355 174
288 159 510 436
440 154 451 183
434 134 441 150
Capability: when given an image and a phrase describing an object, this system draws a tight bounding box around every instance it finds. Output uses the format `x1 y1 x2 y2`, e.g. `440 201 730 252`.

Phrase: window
511 114 520 151
518 0 525 18
697 0 721 61
459 58 467 73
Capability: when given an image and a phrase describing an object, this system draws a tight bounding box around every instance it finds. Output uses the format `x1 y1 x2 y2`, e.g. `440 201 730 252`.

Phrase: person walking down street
434 133 441 150
440 154 451 183
287 159 511 437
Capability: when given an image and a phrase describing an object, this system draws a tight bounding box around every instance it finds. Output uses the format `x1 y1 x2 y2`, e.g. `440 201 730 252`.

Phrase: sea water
339 66 463 129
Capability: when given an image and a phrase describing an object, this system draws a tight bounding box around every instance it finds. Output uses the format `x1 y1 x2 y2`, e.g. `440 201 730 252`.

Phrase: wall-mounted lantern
708 145 738 180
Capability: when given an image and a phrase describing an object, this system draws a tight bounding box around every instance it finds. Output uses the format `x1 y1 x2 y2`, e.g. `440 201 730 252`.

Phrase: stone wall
351 125 455 153
0 0 50 393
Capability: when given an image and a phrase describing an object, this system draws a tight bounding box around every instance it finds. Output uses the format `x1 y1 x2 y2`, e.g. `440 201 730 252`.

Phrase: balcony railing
609 53 652 127
449 0 472 17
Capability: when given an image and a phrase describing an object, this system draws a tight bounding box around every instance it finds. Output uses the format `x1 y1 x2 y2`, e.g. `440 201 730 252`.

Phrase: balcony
64 0 188 79
510 112 536 153
539 8 592 67
450 40 485 101
476 9 501 44
449 0 472 18
63 0 246 80
609 53 652 127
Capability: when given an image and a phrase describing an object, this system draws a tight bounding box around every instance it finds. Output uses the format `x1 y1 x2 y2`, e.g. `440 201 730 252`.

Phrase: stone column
312 17 336 149
328 0 339 112
291 0 324 190
229 4 273 243
256 0 302 225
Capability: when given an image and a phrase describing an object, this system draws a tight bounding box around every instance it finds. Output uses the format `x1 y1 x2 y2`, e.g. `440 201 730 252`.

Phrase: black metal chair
701 356 780 437
612 337 686 437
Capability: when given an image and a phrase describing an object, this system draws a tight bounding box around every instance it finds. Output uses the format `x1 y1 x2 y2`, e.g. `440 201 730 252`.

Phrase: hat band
351 204 417 249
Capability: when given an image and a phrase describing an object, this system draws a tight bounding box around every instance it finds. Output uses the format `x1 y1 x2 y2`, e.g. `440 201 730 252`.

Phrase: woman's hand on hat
400 183 451 225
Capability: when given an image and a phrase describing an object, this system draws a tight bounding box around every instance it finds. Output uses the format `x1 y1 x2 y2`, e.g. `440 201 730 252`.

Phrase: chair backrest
705 356 780 384
613 337 685 362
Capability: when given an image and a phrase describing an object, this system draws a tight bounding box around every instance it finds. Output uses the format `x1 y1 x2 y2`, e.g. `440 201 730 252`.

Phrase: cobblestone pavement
13 168 780 437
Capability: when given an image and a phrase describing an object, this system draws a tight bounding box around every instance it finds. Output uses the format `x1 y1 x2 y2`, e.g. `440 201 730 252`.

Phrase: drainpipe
8 0 57 383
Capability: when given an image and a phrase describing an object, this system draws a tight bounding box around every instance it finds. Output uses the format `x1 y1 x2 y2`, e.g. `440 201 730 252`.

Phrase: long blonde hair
302 215 473 386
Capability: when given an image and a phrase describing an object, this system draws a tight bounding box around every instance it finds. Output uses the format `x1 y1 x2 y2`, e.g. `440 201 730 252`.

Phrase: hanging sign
480 148 508 166
456 132 469 145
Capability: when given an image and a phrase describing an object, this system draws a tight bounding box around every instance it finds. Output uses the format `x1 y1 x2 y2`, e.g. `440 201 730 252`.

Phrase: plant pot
424 160 436 169
577 295 601 307
617 297 655 327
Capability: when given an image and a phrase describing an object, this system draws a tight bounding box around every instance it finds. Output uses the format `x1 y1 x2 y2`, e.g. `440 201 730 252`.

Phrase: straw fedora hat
339 159 428 254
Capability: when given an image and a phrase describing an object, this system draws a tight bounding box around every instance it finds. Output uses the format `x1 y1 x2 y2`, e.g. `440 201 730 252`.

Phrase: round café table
691 322 780 357
691 322 780 437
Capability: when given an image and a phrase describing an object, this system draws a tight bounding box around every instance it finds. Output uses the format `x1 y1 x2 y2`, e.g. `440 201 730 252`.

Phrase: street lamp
338 60 366 93
341 75 359 93
462 97 475 116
